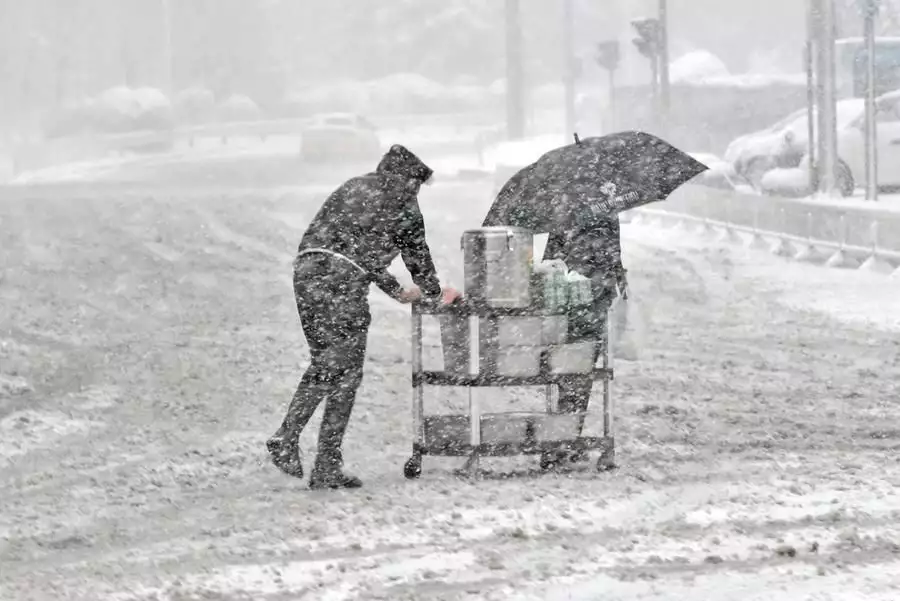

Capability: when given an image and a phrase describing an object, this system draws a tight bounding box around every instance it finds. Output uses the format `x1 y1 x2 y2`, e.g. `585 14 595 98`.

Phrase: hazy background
0 0 857 134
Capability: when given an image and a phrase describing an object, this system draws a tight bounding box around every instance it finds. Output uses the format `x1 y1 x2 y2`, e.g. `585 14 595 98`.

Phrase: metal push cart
402 300 616 479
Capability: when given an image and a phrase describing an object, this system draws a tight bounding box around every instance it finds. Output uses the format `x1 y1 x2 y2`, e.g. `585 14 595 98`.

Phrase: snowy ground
2 176 900 600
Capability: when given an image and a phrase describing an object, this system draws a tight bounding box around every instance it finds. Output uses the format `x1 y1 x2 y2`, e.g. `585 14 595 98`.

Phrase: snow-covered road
1 179 899 600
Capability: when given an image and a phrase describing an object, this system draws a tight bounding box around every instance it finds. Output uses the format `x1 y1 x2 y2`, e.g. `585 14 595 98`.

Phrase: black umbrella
482 131 708 232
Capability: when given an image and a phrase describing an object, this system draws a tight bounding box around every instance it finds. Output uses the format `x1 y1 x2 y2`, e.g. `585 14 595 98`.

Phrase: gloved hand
440 287 462 305
397 286 422 304
615 267 629 299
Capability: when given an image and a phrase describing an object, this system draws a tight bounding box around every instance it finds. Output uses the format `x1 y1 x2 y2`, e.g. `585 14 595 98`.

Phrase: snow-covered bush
760 167 811 197
670 50 730 83
43 87 174 138
216 94 262 122
129 87 175 131
174 86 216 124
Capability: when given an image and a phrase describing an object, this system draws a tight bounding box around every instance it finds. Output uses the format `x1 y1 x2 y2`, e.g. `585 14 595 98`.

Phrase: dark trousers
277 255 371 457
558 285 614 425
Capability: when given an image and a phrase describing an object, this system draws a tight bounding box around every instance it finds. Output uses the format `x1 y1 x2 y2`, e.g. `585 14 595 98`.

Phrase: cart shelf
413 436 613 458
413 368 613 387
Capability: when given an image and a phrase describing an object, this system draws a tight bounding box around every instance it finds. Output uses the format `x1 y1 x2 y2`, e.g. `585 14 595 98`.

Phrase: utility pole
563 0 577 136
863 0 880 200
805 4 817 192
161 0 174 94
811 0 839 196
658 0 670 134
505 0 525 140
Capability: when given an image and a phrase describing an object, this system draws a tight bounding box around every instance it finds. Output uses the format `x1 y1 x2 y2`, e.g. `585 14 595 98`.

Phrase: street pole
812 0 838 195
563 0 577 135
505 0 525 140
161 0 173 95
805 2 817 192
608 67 617 128
821 0 839 196
864 1 879 200
658 0 670 135
650 51 660 132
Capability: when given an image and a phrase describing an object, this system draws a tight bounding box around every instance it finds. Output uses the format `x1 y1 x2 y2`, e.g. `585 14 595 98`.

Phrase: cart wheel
404 456 422 479
596 448 616 472
539 450 565 472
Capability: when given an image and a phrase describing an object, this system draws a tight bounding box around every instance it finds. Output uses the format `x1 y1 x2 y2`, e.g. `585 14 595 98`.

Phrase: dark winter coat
297 145 442 300
543 213 624 288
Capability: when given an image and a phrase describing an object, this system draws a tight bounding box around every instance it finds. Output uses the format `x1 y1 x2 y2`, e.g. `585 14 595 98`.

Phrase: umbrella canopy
482 131 708 232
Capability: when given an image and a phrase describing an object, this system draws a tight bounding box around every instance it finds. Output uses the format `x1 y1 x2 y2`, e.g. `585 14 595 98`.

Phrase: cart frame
403 301 615 479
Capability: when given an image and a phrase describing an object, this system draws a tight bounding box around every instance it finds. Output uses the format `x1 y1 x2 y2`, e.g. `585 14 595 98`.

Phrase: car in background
300 113 381 163
687 152 743 191
724 99 864 191
755 89 900 197
834 88 900 194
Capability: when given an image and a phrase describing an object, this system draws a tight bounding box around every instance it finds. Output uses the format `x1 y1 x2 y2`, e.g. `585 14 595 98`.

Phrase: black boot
268 382 332 479
309 449 362 490
309 382 362 490
266 432 304 478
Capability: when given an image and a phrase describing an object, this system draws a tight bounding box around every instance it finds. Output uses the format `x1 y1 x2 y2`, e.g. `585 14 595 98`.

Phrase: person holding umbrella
539 196 629 469
483 131 707 470
268 144 460 490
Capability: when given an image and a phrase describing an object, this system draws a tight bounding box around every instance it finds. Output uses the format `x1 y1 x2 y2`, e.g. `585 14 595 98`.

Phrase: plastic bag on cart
609 290 643 362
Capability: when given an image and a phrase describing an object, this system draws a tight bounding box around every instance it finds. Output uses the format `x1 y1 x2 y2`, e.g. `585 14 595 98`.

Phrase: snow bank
0 374 32 397
96 86 172 119
0 409 97 464
44 86 175 137
687 73 807 88
670 50 730 83
760 167 810 196
629 220 900 333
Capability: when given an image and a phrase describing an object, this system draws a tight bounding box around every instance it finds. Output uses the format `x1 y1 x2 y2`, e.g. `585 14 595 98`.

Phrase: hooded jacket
298 145 441 300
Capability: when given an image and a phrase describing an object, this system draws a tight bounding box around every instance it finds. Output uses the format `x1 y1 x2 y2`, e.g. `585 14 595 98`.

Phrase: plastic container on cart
493 346 543 377
548 342 596 374
423 413 582 449
540 316 568 344
438 315 568 374
533 413 583 442
439 315 470 373
488 315 567 346
567 272 593 306
481 413 532 444
423 414 469 453
533 260 569 313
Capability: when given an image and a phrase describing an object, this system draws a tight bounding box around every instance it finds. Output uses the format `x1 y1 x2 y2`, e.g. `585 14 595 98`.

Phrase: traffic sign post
631 17 661 128
595 41 621 128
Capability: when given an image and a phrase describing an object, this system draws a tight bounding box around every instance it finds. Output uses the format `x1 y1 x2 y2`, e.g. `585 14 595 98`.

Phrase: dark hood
376 144 433 183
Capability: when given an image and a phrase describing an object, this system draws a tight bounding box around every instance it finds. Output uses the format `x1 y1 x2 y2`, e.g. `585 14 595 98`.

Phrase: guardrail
661 184 900 254
632 202 900 278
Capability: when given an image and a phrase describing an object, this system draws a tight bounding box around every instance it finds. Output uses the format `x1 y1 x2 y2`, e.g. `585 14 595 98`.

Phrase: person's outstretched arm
394 195 442 298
